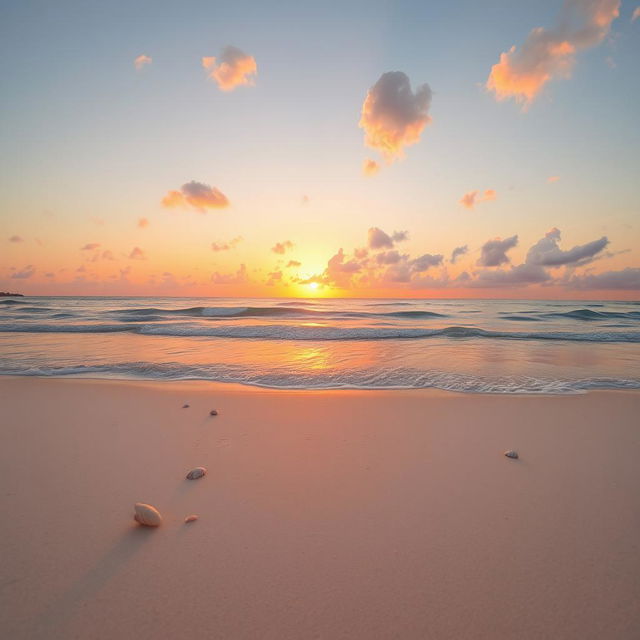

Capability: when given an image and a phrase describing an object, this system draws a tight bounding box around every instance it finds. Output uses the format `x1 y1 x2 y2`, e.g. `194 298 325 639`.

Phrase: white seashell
504 450 519 459
134 502 163 527
209 409 218 416
186 466 207 480
184 515 199 523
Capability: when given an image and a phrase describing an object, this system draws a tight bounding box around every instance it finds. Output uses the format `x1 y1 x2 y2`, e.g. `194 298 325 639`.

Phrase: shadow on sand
33 525 157 637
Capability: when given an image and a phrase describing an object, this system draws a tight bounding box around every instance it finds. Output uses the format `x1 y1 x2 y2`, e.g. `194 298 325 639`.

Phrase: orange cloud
134 55 152 71
202 46 257 91
271 240 294 255
211 264 248 284
211 236 242 252
633 7 640 21
8 235 23 243
487 0 620 106
138 217 149 228
459 189 496 209
161 180 229 212
359 71 432 162
548 175 560 183
362 158 380 176
129 246 146 260
81 243 100 250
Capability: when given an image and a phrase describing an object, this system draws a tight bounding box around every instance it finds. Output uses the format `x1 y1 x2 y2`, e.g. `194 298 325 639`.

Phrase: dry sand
0 377 639 639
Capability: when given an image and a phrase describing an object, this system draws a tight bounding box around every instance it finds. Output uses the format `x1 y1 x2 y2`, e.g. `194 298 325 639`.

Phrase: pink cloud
8 235 23 243
81 243 101 250
134 55 152 71
459 189 496 210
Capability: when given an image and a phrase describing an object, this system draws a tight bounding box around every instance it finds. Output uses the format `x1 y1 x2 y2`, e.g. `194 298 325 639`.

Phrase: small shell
209 409 218 416
134 502 163 527
186 466 207 480
184 515 199 523
504 450 519 459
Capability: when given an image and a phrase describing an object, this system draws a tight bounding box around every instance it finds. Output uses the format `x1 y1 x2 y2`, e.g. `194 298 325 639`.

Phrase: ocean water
1 296 639 394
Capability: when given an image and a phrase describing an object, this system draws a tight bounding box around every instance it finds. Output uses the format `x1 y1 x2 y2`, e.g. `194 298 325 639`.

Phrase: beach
1 376 638 639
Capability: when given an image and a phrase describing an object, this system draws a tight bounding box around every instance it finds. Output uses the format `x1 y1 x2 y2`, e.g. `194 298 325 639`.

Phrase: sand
0 377 639 639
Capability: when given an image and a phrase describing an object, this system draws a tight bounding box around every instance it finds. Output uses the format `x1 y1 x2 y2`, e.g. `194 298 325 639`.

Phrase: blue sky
1 0 639 297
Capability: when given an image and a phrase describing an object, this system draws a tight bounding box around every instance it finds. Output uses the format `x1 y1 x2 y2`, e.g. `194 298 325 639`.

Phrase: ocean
1 296 639 394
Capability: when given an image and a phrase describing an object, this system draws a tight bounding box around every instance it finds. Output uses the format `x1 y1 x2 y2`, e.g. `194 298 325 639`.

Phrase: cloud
548 175 561 183
81 243 100 251
633 7 640 21
271 240 294 255
362 158 380 176
368 227 394 250
486 0 621 106
101 250 114 261
472 263 551 287
129 246 146 260
450 245 468 263
8 235 23 243
376 250 403 265
11 265 35 279
301 195 310 205
478 235 518 267
211 263 248 284
286 260 301 268
161 180 229 212
211 236 242 252
266 270 283 286
410 253 444 272
202 46 257 91
567 267 640 289
459 189 496 210
134 55 152 71
392 230 409 243
359 71 432 162
138 217 149 229
526 228 608 266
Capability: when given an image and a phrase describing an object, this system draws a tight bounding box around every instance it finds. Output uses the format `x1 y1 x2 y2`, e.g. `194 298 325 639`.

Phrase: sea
1 296 639 394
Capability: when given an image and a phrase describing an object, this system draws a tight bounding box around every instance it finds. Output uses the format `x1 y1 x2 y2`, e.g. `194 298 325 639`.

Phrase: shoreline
1 373 639 396
1 377 639 639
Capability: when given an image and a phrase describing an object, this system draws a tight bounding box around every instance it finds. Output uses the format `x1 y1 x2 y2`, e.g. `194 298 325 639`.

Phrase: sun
308 282 319 291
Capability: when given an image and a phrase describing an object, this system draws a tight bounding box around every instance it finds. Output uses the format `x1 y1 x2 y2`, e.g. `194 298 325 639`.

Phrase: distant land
0 292 24 297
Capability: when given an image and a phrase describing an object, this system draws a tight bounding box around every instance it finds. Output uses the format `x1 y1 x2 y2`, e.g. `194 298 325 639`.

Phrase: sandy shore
0 377 639 639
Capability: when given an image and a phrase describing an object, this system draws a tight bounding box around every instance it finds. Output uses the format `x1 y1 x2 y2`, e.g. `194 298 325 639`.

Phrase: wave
543 309 640 321
2 361 639 394
102 305 448 320
2 322 640 343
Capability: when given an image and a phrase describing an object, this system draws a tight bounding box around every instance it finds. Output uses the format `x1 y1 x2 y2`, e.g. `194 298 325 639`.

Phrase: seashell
504 450 519 459
184 515 199 523
133 502 163 527
182 404 190 409
209 409 218 416
186 466 207 480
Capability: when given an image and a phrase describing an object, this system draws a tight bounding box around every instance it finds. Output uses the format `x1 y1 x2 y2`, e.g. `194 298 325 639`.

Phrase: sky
1 0 639 299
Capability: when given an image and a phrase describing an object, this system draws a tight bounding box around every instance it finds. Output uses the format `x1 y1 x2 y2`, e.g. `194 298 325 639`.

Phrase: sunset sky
1 0 639 298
